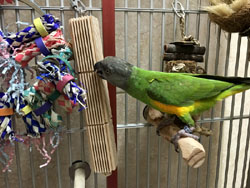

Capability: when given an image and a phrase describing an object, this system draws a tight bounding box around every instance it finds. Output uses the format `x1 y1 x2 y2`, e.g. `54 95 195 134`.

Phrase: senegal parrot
94 56 250 146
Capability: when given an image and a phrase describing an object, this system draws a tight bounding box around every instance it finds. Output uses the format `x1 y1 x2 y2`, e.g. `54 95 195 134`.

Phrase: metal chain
70 0 87 15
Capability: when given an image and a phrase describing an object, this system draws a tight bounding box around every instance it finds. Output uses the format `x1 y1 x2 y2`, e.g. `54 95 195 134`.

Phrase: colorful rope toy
0 14 87 171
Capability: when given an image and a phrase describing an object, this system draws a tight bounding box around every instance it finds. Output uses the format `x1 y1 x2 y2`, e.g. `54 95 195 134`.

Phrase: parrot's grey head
94 56 134 90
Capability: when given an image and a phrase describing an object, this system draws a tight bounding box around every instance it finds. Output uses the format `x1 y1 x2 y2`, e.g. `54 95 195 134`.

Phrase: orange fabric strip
0 108 14 116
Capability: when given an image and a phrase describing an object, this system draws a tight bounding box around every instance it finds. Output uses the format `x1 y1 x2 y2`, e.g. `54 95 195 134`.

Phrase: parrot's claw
194 125 213 136
171 126 200 152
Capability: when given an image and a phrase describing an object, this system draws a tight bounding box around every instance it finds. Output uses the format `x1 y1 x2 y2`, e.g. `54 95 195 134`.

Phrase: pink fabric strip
56 74 74 93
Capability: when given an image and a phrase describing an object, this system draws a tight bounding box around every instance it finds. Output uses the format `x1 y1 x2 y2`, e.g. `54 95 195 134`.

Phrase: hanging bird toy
0 13 87 171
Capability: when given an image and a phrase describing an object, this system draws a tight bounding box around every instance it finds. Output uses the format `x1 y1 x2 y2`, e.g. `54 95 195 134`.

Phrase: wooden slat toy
69 16 117 175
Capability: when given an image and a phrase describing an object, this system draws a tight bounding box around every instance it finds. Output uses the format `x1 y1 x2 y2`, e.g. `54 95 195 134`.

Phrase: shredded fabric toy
15 29 66 67
0 14 87 171
6 14 60 50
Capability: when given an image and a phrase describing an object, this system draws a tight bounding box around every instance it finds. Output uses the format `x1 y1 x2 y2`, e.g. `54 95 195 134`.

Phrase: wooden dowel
163 53 204 62
164 44 206 55
74 168 86 188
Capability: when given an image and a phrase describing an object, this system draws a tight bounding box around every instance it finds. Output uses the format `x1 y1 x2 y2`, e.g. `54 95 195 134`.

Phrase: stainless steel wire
146 1 153 188
156 137 161 188
185 1 190 186
156 1 166 187
29 143 36 188
241 113 250 187
177 152 182 188
195 0 201 40
4 171 9 188
206 26 221 188
224 35 242 188
241 39 250 188
232 38 249 188
124 0 128 187
185 0 189 36
136 1 141 188
12 2 23 187
0 5 210 14
167 142 172 188
215 33 232 188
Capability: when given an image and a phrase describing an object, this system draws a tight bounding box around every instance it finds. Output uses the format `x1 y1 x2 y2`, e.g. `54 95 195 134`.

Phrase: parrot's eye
105 69 111 74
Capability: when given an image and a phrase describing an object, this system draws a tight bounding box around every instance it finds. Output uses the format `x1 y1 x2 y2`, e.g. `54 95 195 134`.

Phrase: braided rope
34 80 74 113
42 46 74 76
0 93 14 141
0 32 28 114
6 14 60 49
23 87 62 129
0 13 72 171
35 46 87 110
37 60 87 110
20 102 46 137
0 13 91 171
15 29 66 67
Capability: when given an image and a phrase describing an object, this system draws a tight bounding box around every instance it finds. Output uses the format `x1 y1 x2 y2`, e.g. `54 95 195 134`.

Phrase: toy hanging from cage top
70 16 117 176
204 0 250 35
163 1 206 74
0 12 87 171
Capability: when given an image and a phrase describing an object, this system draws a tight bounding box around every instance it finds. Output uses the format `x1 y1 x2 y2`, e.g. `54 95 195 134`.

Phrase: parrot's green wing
146 74 234 106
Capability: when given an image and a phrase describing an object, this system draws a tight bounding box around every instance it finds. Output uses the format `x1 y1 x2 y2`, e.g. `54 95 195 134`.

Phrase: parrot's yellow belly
151 100 196 116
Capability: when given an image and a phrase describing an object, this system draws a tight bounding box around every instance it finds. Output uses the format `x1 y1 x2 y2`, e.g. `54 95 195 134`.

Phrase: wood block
69 16 117 175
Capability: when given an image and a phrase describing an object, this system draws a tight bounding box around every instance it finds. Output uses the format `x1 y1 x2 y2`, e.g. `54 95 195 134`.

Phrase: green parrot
94 56 250 144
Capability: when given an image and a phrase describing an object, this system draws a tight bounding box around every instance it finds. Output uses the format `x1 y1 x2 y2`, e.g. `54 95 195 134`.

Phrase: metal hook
172 0 185 18
19 0 45 16
70 0 87 15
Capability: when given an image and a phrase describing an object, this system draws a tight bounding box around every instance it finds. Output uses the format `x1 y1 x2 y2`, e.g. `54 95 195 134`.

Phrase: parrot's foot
156 116 175 136
194 125 212 136
171 126 199 152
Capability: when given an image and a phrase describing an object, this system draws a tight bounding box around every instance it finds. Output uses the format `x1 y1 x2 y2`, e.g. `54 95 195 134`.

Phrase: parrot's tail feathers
194 74 250 101
193 75 250 85
216 84 250 101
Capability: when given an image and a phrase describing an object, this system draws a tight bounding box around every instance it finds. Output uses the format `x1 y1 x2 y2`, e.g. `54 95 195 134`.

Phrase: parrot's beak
94 61 104 79
94 62 99 71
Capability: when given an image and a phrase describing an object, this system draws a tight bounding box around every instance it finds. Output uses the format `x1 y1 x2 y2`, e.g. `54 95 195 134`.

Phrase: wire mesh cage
0 0 250 188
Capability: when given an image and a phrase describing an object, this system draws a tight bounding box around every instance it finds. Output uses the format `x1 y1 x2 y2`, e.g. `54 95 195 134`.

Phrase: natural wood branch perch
164 44 206 55
163 53 204 62
144 106 205 168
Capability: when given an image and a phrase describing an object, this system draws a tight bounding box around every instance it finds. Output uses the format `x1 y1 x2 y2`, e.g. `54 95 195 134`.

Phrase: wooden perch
144 106 205 168
164 44 206 55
